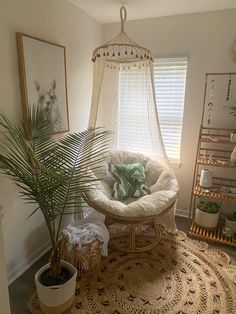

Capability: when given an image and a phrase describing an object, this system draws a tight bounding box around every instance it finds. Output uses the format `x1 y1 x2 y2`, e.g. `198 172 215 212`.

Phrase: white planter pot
35 260 77 314
195 207 220 229
199 169 213 188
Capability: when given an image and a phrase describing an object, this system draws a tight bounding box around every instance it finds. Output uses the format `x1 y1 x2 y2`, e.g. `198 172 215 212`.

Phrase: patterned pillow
111 161 150 200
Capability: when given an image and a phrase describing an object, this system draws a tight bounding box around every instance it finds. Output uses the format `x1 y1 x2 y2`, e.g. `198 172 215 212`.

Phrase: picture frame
16 32 69 134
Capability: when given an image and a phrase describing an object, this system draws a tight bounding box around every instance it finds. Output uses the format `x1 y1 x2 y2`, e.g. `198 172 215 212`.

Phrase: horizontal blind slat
154 57 188 162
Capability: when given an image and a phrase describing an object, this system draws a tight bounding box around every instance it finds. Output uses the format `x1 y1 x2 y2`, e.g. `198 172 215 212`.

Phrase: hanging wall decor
223 73 236 117
16 33 69 135
201 73 236 128
207 79 215 125
226 73 232 102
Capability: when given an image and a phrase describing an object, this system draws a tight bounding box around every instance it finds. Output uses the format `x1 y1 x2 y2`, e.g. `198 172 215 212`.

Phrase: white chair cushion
86 150 179 219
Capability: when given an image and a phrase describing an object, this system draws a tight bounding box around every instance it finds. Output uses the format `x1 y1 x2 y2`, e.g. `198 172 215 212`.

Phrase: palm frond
0 106 111 248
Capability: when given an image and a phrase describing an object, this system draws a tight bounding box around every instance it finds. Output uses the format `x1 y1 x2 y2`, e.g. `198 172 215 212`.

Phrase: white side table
0 205 11 314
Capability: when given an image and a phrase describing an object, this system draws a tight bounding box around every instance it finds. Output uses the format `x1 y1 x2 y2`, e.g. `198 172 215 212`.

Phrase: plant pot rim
35 260 77 289
196 207 220 215
226 217 236 222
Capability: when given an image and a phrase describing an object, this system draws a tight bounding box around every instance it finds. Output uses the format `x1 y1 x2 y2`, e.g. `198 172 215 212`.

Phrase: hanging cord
120 6 127 32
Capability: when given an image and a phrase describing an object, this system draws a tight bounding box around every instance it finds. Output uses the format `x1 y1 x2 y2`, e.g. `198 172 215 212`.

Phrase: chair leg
109 219 161 253
153 222 161 240
129 224 136 251
153 222 160 239
105 216 111 227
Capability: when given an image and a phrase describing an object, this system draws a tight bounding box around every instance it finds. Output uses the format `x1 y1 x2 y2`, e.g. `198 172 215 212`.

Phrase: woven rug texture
28 229 236 314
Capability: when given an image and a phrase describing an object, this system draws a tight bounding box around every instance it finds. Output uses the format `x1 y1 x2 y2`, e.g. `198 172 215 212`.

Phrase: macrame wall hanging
88 6 168 163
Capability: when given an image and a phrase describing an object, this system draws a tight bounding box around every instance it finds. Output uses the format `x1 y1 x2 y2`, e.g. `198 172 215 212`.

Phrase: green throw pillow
111 161 150 200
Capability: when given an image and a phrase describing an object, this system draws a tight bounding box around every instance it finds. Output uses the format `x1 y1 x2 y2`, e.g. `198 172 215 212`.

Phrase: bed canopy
89 6 168 164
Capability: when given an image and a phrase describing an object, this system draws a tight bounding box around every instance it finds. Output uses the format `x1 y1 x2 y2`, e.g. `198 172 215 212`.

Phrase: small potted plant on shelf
230 130 236 143
195 200 222 229
225 212 236 235
0 106 110 314
230 146 236 165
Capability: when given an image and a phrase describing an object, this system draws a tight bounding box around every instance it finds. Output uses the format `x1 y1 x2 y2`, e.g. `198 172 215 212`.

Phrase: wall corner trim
176 208 189 218
8 241 51 285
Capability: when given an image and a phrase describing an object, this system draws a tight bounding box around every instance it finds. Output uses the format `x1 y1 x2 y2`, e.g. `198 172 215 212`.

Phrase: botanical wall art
16 33 69 134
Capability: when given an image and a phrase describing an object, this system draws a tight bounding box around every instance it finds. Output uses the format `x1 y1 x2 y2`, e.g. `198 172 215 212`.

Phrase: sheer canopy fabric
89 58 169 164
89 57 167 165
87 6 178 234
89 6 169 165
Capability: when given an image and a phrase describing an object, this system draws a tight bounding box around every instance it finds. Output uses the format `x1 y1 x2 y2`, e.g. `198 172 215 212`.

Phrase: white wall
0 0 102 283
1 2 236 284
103 9 236 215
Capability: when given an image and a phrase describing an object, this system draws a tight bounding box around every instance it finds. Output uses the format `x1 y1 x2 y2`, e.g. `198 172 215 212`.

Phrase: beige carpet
28 229 236 314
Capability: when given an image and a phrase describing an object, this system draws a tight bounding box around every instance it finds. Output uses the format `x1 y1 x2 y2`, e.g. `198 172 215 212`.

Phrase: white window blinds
117 58 188 163
117 64 155 155
153 57 188 163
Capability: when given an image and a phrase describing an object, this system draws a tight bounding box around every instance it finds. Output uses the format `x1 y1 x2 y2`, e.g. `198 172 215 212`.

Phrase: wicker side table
60 231 102 277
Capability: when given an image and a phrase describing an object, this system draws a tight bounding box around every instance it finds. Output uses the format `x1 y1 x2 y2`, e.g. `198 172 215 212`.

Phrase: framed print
16 33 69 134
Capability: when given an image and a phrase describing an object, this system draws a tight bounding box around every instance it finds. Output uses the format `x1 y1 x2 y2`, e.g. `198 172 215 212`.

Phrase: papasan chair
84 150 179 253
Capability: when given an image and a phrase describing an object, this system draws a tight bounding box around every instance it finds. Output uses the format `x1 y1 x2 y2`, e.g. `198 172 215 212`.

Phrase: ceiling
69 0 236 24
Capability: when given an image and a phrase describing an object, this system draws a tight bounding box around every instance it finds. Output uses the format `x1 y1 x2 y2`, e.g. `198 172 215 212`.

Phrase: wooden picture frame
16 32 69 134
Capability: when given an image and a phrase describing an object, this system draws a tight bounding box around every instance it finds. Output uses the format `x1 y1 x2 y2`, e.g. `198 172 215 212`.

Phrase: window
117 57 188 164
153 57 188 164
117 64 155 155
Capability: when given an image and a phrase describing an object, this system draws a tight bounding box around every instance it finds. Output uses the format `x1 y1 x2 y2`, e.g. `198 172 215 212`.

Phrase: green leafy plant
197 200 222 214
224 101 236 116
227 212 236 221
0 106 110 282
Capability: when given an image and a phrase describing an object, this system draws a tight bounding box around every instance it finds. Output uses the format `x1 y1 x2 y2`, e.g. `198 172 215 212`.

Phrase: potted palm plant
195 200 222 229
0 106 110 313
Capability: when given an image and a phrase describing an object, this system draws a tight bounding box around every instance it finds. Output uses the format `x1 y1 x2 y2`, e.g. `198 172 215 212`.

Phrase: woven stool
61 231 102 277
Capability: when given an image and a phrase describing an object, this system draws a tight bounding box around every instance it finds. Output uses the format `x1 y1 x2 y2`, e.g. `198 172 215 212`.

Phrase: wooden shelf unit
188 127 236 247
201 138 233 144
194 185 236 202
197 147 236 168
188 221 236 247
197 159 236 168
187 72 236 247
200 127 235 144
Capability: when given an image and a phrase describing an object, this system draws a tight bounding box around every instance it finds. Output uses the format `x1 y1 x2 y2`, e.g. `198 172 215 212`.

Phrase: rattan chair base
106 217 161 253
83 195 176 254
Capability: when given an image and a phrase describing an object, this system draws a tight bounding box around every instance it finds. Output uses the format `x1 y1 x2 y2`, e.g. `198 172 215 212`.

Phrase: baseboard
8 241 51 285
176 208 189 218
7 209 188 284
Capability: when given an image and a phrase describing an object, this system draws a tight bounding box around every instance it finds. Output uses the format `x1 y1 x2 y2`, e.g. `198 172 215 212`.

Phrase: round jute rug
28 230 236 314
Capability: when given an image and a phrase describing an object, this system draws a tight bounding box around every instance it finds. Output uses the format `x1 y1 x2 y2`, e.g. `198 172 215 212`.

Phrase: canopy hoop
91 6 154 62
120 6 127 32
